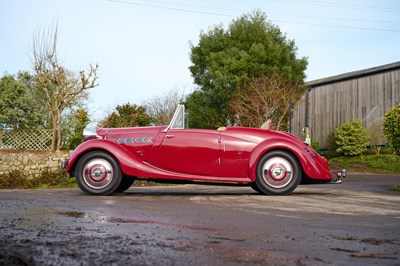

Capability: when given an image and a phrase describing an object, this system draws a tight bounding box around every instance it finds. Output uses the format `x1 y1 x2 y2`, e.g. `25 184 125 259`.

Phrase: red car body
64 105 343 195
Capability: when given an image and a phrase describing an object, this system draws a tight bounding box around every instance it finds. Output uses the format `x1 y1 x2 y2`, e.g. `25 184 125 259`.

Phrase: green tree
0 72 49 129
62 108 90 150
185 90 221 129
384 105 400 155
336 120 370 156
186 10 308 128
99 103 152 128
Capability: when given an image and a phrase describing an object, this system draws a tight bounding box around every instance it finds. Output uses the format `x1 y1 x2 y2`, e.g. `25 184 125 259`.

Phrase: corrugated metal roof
306 61 400 88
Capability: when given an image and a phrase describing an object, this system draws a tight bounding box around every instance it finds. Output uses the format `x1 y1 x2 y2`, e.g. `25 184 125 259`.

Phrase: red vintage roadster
62 105 345 195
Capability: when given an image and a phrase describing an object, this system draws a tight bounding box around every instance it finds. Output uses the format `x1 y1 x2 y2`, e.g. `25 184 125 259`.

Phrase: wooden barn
292 61 400 150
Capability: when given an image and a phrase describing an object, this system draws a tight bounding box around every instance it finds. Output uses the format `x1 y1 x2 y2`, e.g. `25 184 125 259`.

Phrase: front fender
248 138 332 182
67 139 148 177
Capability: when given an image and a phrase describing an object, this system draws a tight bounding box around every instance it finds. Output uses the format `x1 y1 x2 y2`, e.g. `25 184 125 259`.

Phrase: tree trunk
56 110 62 150
50 111 57 151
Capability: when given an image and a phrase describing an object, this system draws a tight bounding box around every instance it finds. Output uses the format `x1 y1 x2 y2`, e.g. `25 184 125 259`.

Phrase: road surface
1 174 399 265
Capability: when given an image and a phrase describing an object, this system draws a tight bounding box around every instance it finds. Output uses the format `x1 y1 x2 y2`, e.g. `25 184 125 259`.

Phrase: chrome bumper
330 169 347 184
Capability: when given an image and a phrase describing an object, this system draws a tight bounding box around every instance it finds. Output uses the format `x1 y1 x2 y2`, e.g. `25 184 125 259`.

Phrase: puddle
351 252 397 260
334 236 399 246
54 211 85 218
108 217 216 231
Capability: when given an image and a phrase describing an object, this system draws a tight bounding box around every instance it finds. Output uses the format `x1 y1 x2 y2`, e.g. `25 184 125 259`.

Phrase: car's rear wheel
255 150 301 195
75 151 122 195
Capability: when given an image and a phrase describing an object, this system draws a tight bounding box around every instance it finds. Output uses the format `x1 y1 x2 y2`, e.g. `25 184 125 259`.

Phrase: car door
156 129 220 176
218 134 257 178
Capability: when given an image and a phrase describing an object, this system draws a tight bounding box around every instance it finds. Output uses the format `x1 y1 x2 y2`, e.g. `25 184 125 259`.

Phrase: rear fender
248 139 332 182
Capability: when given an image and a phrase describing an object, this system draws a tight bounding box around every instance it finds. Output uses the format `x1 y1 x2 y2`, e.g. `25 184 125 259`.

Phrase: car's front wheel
255 150 301 195
75 151 122 195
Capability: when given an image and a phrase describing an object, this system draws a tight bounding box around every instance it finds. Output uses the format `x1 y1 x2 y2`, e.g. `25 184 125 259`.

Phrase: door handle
166 135 175 139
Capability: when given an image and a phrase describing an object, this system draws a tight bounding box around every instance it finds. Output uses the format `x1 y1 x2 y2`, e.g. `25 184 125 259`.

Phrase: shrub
0 170 29 189
390 184 400 192
0 168 72 189
384 105 400 155
310 140 320 153
33 168 71 188
301 137 320 153
335 120 370 156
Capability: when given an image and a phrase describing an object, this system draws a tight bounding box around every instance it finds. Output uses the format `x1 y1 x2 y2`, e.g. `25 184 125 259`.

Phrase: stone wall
0 151 71 178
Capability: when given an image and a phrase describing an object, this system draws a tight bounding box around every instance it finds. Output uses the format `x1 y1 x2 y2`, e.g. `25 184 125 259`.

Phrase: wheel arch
67 140 144 178
68 148 114 177
248 140 308 182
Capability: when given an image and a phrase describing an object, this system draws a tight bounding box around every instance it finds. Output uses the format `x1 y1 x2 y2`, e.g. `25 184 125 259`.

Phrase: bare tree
32 23 98 150
230 74 305 131
144 88 185 125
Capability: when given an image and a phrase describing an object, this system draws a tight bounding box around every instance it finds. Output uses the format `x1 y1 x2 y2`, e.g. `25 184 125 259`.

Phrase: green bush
390 184 400 192
335 119 370 156
384 105 400 155
301 137 320 153
310 140 320 153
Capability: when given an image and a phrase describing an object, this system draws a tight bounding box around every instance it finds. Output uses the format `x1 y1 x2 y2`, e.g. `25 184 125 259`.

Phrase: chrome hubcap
82 159 114 189
262 157 293 188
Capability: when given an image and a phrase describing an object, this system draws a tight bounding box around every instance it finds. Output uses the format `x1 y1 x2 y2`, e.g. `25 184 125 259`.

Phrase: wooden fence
0 129 52 150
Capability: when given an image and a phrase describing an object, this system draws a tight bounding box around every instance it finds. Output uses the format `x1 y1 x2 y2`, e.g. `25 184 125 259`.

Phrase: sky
1 0 399 122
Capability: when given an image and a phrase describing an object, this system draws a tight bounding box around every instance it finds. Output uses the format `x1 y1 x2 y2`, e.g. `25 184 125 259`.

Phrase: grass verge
328 154 400 174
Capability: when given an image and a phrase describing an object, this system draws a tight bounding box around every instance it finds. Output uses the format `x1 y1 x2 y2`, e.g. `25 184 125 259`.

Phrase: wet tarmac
1 174 400 265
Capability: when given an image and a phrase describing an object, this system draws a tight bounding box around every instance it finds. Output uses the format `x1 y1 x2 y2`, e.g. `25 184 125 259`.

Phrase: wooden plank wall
292 68 400 149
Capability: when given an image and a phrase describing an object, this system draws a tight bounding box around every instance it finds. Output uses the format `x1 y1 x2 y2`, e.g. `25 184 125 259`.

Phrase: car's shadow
109 187 335 197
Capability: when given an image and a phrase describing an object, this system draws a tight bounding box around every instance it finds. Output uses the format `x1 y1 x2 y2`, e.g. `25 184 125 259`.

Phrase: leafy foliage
186 10 308 128
62 108 90 150
310 140 320 153
99 103 152 128
383 105 400 155
335 120 370 156
185 90 222 129
0 72 49 129
390 184 400 191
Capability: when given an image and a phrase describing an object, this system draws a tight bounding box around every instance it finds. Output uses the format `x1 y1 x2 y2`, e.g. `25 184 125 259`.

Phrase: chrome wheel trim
262 157 293 189
82 158 114 190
